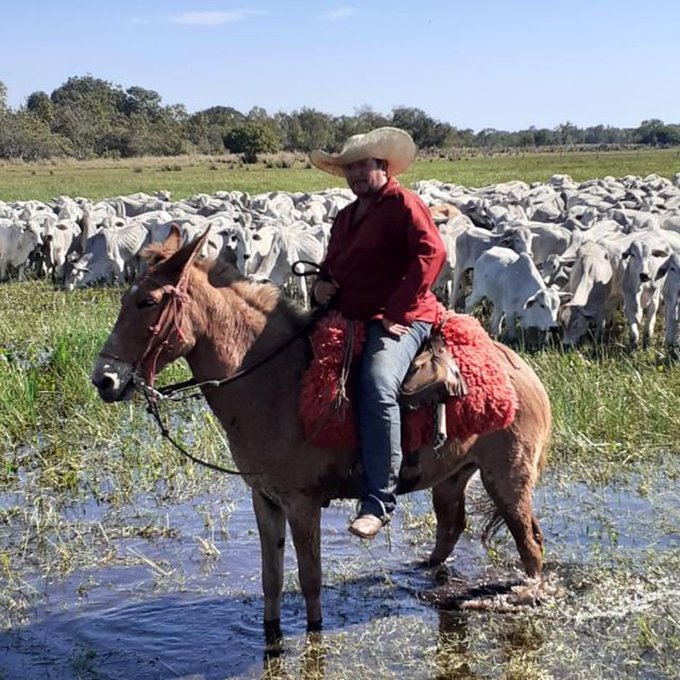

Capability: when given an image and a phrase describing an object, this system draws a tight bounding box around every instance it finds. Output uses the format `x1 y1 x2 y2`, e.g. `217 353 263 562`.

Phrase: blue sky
2 1 678 131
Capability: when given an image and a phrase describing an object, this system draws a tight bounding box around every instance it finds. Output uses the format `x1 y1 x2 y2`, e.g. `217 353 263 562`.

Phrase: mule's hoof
306 618 323 633
348 514 384 540
264 618 282 647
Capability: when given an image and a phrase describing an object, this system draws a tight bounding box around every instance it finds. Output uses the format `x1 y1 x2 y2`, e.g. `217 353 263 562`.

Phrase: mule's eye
138 297 158 309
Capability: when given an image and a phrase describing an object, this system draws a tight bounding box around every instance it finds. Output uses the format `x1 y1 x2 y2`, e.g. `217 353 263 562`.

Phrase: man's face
343 158 388 197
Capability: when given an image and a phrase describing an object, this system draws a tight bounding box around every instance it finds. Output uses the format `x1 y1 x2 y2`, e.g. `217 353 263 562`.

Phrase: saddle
299 310 518 452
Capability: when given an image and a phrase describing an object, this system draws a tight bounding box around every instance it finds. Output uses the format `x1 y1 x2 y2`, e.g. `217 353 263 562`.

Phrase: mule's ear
164 223 183 253
164 226 212 281
141 223 184 267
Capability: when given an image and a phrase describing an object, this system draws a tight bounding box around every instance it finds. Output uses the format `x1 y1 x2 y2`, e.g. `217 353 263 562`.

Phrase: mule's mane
205 259 309 327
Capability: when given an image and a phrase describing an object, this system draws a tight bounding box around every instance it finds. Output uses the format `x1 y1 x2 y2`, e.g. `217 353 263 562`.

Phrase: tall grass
526 347 680 478
2 281 680 488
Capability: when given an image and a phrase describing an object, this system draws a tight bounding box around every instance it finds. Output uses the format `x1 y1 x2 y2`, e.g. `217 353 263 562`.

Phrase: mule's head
91 226 209 402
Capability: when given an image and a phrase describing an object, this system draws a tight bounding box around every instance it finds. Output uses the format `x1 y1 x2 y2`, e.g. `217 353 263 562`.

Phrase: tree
636 119 680 146
50 76 127 157
554 121 581 146
224 122 281 163
0 110 72 160
247 106 270 123
123 86 162 117
26 90 54 123
286 108 336 152
354 105 390 133
390 106 452 148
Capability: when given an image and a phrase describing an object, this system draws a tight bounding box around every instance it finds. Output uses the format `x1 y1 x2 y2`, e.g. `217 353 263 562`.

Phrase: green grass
0 281 229 499
2 281 680 490
0 148 678 202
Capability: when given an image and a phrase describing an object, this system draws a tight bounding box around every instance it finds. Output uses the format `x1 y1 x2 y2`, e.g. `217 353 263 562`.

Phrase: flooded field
1 442 679 679
2 282 680 678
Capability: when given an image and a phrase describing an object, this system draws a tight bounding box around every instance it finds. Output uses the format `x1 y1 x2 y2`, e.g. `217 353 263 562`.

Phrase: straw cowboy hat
309 127 416 177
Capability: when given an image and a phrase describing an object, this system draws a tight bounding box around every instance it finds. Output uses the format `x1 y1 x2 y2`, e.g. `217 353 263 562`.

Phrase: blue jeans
356 319 432 519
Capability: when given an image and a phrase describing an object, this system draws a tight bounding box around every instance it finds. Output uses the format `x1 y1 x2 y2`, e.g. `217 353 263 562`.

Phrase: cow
0 223 42 281
558 242 616 346
42 221 79 283
619 235 671 347
452 226 534 310
465 246 560 343
656 253 680 348
64 222 146 290
247 222 325 307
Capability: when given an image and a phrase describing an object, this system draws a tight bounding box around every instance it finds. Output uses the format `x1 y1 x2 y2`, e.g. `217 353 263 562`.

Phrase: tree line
0 76 678 162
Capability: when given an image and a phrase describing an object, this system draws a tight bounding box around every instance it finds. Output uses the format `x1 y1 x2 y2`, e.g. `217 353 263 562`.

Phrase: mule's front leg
252 489 287 642
287 502 323 631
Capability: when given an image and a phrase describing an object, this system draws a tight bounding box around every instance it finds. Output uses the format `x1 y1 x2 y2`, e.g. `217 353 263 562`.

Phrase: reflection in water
262 631 326 680
434 612 478 680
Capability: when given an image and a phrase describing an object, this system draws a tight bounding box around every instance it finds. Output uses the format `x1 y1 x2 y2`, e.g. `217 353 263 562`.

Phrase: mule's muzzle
91 358 135 403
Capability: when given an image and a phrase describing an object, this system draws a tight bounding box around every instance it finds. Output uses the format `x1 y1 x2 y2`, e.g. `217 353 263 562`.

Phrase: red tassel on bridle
138 280 190 389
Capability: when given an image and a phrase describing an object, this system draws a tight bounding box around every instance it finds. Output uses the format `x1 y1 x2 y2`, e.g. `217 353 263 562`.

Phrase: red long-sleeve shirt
320 178 446 325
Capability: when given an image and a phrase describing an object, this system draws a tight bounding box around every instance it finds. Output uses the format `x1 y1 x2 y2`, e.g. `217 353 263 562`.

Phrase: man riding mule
91 161 551 641
310 127 448 539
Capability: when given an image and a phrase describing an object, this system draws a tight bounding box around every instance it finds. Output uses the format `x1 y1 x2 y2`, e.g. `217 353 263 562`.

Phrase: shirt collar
375 176 400 202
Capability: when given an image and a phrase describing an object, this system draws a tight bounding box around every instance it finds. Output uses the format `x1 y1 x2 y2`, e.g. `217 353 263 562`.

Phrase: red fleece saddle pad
300 309 518 452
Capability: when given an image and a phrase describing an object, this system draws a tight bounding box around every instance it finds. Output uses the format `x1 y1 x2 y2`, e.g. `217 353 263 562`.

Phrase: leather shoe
348 514 384 540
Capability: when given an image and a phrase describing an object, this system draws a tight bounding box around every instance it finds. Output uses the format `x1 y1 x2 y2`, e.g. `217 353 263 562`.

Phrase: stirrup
353 494 391 526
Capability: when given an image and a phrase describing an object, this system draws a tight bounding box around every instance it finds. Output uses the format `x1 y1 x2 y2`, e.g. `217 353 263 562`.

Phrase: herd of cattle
3 170 680 349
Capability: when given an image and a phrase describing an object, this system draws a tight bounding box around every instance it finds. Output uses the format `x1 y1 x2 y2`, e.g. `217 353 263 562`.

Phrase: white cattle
620 235 671 347
248 223 325 307
656 253 680 347
65 232 117 289
465 246 560 341
206 217 251 273
0 223 41 281
505 220 576 265
65 223 147 289
558 242 616 346
452 226 534 309
432 215 474 305
42 221 79 282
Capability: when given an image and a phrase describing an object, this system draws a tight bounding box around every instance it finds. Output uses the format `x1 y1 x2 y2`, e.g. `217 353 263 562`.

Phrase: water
1 461 679 679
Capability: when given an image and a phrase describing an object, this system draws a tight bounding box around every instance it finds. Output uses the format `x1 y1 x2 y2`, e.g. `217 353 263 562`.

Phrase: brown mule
91 228 552 637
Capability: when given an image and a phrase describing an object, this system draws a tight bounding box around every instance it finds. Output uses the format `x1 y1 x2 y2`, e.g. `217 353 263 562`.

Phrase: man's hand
314 280 338 305
382 318 409 336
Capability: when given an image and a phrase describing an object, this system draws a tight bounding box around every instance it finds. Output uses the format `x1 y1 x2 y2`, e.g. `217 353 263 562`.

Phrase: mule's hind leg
478 462 544 578
252 489 287 642
428 466 477 565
